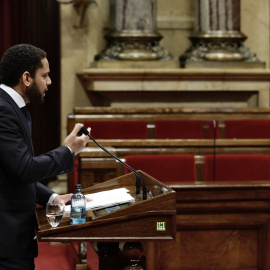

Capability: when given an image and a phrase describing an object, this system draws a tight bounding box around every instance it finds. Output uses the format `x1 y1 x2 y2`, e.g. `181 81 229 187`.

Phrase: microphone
78 126 147 200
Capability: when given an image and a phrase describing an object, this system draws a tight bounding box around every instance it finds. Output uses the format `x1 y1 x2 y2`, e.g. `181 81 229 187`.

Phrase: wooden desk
144 182 270 270
37 172 176 270
42 181 270 270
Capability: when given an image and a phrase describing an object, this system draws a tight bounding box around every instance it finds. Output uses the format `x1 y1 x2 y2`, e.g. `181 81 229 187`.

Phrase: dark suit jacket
0 88 73 258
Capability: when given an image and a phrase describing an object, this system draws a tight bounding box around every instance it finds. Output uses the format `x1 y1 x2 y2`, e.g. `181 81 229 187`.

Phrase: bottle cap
75 184 82 189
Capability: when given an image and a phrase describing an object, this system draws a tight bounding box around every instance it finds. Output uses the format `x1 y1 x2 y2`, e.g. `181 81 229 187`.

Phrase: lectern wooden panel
144 182 270 270
36 171 176 242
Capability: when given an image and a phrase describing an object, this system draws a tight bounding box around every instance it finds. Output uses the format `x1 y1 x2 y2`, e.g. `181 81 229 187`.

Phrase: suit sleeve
0 103 74 185
35 182 54 206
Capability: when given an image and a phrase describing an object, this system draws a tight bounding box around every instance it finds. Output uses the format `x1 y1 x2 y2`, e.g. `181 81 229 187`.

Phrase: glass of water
46 203 64 229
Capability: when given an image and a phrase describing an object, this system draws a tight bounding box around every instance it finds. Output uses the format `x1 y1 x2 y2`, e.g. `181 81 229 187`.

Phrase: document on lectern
65 188 135 213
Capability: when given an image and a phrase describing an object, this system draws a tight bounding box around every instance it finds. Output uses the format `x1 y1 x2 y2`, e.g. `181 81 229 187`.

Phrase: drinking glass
46 203 64 229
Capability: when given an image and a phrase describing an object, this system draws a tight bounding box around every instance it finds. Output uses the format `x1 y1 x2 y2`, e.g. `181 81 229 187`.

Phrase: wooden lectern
36 171 176 269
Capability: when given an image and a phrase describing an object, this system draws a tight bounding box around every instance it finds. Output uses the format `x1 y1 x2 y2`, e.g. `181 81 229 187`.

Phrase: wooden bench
68 107 270 139
67 107 270 191
73 140 270 190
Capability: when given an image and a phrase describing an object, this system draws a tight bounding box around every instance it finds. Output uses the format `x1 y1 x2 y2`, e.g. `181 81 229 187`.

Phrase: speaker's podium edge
36 170 176 242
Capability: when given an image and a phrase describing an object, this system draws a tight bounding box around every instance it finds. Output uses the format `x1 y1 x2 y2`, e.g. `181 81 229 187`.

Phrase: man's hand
54 193 92 206
63 123 91 156
53 193 73 205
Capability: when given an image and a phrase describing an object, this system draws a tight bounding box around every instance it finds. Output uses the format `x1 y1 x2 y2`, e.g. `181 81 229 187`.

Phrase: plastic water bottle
70 184 86 225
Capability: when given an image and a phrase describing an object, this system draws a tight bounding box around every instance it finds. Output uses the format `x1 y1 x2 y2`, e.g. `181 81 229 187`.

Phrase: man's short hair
0 44 47 87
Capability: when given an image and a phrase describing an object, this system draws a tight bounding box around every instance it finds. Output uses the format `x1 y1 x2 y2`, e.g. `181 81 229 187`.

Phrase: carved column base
95 32 173 61
180 31 265 68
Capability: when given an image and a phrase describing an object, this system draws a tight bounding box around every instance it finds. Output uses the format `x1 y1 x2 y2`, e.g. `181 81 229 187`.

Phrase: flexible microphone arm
78 126 147 200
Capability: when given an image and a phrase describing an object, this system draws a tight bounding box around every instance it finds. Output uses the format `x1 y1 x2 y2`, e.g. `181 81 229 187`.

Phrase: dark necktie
21 106 32 134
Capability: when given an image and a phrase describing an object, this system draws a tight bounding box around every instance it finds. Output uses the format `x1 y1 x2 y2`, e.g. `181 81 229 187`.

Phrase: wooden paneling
144 183 270 270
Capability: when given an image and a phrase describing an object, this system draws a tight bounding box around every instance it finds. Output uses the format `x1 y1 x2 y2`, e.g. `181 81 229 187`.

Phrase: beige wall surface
60 0 270 140
241 0 270 67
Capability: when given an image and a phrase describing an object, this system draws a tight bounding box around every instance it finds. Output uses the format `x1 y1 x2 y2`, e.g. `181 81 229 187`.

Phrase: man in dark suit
0 44 90 269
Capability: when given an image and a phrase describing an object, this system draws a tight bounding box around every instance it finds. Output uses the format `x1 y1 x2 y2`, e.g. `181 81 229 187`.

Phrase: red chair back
125 154 196 182
83 120 148 139
155 120 219 139
225 119 270 139
204 154 270 182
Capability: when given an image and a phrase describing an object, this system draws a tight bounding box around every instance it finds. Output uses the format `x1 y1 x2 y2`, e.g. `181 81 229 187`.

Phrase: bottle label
70 218 86 225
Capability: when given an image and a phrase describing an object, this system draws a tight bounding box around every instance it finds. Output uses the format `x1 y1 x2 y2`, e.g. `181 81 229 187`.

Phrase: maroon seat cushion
204 154 270 181
83 120 148 139
155 120 219 139
125 154 196 182
225 119 270 139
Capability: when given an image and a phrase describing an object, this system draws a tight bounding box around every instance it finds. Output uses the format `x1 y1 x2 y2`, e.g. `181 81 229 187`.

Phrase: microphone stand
78 127 147 200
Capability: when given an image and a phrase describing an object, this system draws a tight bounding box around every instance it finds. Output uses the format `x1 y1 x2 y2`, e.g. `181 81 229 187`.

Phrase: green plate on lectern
93 203 130 217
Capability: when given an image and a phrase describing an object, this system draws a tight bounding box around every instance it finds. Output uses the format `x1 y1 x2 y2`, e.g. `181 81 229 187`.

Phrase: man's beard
26 80 46 104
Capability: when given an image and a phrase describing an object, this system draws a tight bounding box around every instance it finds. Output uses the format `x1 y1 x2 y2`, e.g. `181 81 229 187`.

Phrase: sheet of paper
65 188 135 213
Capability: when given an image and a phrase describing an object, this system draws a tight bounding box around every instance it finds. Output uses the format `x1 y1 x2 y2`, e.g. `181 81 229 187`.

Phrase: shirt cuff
66 146 75 156
48 193 58 204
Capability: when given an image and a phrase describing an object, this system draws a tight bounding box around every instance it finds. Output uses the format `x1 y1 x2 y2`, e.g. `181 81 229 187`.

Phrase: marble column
180 0 264 68
95 0 172 62
195 0 241 33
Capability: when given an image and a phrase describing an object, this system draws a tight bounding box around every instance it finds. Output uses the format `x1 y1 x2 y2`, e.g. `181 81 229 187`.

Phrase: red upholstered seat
225 119 270 139
83 120 148 139
204 154 270 182
124 154 196 182
155 120 219 139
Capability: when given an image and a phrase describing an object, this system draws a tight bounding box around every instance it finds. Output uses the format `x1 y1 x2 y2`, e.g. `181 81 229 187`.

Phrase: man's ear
22 71 32 87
